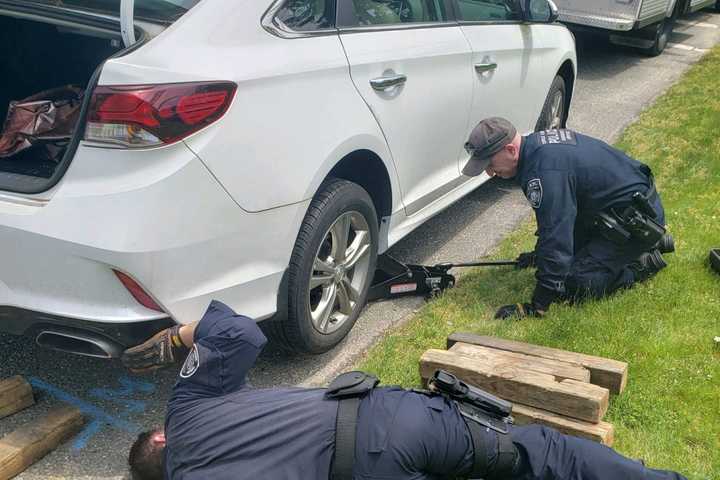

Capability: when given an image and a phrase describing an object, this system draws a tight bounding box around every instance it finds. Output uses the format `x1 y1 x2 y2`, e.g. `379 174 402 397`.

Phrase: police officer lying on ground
123 301 687 480
462 118 674 320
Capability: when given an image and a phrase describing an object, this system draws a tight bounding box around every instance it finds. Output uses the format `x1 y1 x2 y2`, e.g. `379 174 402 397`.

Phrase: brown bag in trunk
0 85 84 159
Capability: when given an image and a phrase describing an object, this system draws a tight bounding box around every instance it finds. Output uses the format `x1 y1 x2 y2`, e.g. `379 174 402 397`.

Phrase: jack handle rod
434 260 518 269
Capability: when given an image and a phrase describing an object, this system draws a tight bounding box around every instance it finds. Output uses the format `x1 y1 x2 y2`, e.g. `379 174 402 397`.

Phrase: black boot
630 249 667 282
655 234 674 254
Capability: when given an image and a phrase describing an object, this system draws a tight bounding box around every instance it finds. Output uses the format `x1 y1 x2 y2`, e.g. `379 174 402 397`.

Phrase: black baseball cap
462 117 517 177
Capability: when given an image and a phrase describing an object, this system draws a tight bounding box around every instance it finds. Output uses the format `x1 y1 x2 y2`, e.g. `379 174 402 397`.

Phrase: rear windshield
34 0 201 22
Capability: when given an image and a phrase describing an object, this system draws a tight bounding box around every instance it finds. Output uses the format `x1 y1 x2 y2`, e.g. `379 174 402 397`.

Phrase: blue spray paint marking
71 419 104 451
29 376 156 451
89 377 156 414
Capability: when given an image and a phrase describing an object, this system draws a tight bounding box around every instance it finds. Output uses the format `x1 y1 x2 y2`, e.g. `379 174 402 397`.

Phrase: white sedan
0 0 576 357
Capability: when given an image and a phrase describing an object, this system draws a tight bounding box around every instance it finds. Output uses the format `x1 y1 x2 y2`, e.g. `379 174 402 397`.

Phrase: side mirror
524 0 560 23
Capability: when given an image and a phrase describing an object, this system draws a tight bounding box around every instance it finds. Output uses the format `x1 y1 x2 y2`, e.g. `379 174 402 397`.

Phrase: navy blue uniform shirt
516 129 658 298
164 301 337 479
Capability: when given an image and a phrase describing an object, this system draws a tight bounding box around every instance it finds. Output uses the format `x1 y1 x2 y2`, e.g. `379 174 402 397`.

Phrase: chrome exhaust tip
35 330 123 359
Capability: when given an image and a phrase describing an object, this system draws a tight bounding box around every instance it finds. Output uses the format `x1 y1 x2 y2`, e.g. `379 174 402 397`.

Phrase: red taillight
86 81 236 147
113 270 164 313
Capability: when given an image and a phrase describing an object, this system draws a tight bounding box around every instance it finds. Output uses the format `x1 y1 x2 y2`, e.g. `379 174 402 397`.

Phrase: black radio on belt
428 370 513 434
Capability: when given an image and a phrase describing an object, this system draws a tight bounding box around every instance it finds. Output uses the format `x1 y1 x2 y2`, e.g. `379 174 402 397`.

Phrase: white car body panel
0 140 306 324
461 23 572 136
105 0 403 214
339 26 473 214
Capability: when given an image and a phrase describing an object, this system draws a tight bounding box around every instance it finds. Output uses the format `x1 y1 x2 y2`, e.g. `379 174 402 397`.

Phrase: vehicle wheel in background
644 18 674 57
534 75 566 131
272 178 378 354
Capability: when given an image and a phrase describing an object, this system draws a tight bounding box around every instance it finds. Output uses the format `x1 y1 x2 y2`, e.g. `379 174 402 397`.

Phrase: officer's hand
494 303 543 320
515 251 537 270
121 325 189 373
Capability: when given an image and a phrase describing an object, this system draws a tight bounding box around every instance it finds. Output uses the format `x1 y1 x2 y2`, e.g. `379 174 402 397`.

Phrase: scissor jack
367 254 517 302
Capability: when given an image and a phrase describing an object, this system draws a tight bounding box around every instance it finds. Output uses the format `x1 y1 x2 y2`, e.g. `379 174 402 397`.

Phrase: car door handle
474 62 498 74
370 74 407 91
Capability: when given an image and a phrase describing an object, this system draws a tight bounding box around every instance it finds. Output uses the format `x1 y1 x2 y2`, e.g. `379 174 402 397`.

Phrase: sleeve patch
180 344 200 378
538 129 577 145
526 178 543 209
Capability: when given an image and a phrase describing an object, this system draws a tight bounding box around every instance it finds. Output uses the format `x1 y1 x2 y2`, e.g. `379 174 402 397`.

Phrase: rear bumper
0 306 174 347
0 140 307 340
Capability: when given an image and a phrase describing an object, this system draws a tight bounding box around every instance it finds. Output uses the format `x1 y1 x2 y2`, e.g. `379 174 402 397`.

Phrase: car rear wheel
534 75 566 132
276 178 378 353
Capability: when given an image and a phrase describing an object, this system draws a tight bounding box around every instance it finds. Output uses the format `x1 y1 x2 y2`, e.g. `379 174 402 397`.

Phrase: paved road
2 11 719 479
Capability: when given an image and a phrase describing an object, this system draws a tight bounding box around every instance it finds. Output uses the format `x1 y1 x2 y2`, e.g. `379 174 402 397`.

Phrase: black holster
593 183 665 248
426 370 518 480
325 371 379 480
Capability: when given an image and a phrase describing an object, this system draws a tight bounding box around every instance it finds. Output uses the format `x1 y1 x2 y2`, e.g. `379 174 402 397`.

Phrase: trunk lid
0 0 199 195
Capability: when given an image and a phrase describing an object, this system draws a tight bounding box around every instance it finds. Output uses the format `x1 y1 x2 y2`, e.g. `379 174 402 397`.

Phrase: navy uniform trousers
564 192 665 301
353 385 685 480
509 425 685 480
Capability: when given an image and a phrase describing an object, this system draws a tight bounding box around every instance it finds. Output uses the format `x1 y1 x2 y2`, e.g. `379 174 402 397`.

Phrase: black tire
644 18 674 56
534 75 567 132
274 178 378 354
715 0 720 12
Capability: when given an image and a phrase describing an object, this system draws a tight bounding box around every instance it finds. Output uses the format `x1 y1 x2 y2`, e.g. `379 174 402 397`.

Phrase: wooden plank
450 343 591 383
512 404 615 446
420 349 609 423
0 377 34 420
447 333 628 394
0 406 84 480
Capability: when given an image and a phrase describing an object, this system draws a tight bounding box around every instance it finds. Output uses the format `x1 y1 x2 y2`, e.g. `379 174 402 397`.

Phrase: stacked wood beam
419 333 629 446
0 376 84 479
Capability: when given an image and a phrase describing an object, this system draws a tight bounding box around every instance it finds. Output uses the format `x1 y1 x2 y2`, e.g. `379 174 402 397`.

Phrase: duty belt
325 371 379 480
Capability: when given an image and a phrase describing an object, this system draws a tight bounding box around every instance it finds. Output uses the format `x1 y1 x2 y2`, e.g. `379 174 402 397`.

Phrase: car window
456 0 521 22
348 0 448 26
276 0 335 31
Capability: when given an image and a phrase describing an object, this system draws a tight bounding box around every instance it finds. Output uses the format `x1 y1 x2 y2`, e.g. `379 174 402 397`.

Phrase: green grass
358 47 720 478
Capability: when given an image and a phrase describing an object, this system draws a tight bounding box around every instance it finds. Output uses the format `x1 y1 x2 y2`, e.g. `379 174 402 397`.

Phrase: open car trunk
0 13 122 192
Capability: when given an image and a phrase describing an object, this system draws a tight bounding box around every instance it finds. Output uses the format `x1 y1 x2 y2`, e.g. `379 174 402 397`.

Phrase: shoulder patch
180 344 200 379
525 178 543 209
538 129 577 146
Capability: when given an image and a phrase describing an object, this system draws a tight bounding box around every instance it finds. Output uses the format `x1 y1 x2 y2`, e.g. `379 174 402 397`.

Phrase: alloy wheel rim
308 211 372 334
548 90 564 129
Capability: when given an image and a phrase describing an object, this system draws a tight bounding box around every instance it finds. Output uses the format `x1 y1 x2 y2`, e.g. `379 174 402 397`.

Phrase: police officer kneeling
462 118 673 319
124 301 686 480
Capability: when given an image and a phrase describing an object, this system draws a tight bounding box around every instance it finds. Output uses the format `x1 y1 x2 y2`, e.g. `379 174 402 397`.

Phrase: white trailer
552 0 719 55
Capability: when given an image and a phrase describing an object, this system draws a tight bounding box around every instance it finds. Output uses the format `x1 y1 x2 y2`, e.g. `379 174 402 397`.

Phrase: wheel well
327 149 393 221
557 60 575 128
673 0 689 17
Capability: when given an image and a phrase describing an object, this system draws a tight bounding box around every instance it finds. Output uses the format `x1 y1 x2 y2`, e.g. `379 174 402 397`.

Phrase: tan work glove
121 325 189 373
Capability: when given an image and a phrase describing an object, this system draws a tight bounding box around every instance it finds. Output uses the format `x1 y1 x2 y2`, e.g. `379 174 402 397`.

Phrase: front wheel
534 75 567 132
277 178 378 353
